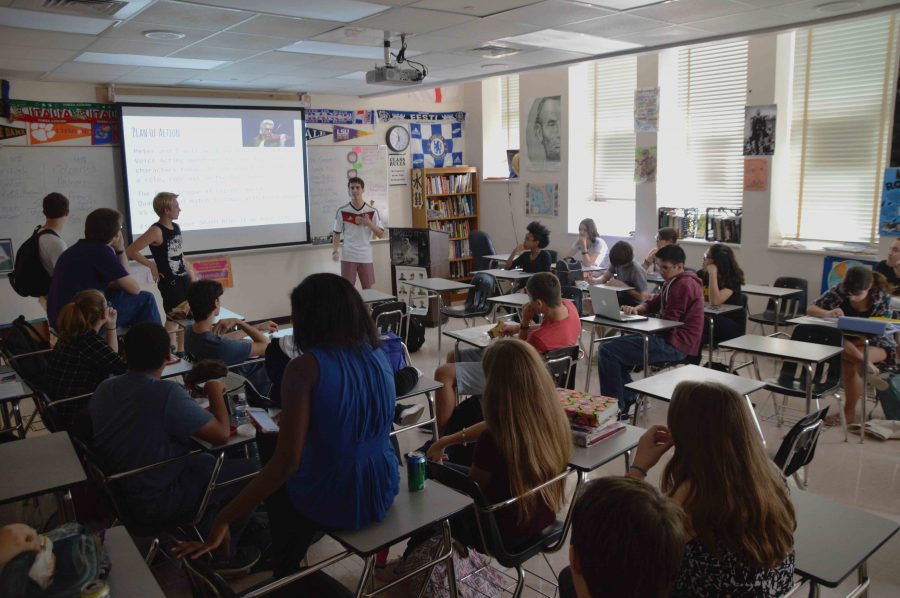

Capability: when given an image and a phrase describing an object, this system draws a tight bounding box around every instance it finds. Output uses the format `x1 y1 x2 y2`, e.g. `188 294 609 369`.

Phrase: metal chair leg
512 564 527 598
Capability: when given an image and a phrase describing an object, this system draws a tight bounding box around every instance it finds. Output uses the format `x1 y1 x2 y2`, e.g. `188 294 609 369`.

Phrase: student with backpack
9 192 69 301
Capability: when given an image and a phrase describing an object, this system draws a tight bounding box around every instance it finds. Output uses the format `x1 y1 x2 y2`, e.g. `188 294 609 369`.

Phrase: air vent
43 0 128 16
468 44 523 59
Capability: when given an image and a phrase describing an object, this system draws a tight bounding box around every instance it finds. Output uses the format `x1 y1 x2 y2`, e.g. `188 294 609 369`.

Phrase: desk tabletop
580 315 684 335
443 324 496 350
625 364 766 401
591 283 635 292
473 268 534 280
719 334 843 363
793 490 899 588
705 303 743 315
193 429 257 451
0 432 86 504
404 278 473 292
646 273 665 285
161 356 194 379
104 526 166 598
741 284 804 298
787 316 838 327
487 292 530 306
330 484 473 556
0 379 28 401
568 425 644 472
484 253 514 262
397 378 444 401
359 289 396 304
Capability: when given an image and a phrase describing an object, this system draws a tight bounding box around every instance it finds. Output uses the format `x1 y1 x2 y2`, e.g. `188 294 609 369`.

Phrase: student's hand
112 231 125 253
257 321 278 333
104 306 118 329
332 249 340 262
499 322 519 337
173 519 231 560
204 380 225 397
0 524 41 569
214 318 239 335
705 264 717 279
520 303 536 327
622 305 640 315
826 308 845 318
514 243 525 253
632 425 674 472
149 263 161 283
427 438 450 462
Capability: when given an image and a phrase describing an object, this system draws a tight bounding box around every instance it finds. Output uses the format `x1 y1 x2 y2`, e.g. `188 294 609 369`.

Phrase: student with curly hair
505 221 553 286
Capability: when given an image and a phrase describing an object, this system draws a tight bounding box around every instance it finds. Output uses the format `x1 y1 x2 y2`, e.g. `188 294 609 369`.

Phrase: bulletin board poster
879 168 900 236
190 257 233 288
820 256 877 294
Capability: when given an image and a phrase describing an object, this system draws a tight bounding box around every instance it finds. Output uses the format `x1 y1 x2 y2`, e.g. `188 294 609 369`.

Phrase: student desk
740 284 804 335
703 303 744 365
161 355 194 379
0 432 86 521
719 334 843 419
645 273 664 285
359 288 396 305
793 490 899 597
484 253 515 268
403 278 473 363
624 364 767 444
104 526 166 598
472 268 533 295
330 484 473 598
394 378 444 442
487 291 530 321
580 315 684 393
443 323 496 361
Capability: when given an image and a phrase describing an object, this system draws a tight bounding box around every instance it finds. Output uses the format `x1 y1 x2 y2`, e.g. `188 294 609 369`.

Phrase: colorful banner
880 167 900 236
305 127 332 141
189 257 233 288
333 125 372 142
634 87 659 133
410 122 462 168
305 108 374 125
0 124 26 141
377 109 466 123
29 122 92 144
9 99 117 124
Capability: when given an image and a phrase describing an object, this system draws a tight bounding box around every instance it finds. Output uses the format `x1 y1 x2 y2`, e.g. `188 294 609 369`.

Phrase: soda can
405 451 427 492
81 580 110 598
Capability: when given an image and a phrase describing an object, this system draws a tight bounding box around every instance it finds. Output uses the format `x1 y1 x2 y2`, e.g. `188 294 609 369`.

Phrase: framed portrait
525 96 561 172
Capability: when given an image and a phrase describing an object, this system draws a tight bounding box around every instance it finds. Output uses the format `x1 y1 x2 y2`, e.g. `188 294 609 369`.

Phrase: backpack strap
36 228 59 238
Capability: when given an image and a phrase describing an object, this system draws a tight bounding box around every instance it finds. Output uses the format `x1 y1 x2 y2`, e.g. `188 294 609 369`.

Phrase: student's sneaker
213 546 261 578
395 403 425 426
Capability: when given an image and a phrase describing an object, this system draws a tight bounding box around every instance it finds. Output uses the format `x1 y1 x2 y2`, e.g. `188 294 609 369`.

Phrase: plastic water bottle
232 392 250 426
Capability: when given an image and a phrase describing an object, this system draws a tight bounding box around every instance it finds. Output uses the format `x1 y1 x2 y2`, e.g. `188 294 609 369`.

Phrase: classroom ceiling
0 0 896 98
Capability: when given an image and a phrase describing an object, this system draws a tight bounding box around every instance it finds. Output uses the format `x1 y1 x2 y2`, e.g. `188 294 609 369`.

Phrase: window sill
482 177 519 183
680 238 741 248
767 241 878 260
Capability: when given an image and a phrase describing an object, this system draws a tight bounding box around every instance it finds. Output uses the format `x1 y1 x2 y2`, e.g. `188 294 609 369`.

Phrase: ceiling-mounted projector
366 33 426 86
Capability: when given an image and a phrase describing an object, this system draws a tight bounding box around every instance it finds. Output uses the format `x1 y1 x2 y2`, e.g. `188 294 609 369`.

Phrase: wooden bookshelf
411 166 479 282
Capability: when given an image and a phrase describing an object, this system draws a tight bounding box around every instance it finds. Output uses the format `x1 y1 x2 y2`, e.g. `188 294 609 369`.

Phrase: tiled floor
20 315 895 597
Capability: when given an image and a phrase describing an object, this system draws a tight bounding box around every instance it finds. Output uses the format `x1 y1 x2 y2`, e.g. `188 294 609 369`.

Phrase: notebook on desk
589 286 647 322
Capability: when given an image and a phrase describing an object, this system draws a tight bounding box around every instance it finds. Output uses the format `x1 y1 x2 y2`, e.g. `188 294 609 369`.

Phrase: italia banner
8 100 117 124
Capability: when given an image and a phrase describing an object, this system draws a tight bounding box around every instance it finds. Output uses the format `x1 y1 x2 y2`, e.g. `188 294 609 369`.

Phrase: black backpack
9 226 59 297
1 316 50 386
406 316 426 353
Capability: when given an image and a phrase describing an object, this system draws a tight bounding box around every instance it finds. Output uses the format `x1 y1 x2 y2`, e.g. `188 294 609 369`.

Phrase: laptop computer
588 285 648 322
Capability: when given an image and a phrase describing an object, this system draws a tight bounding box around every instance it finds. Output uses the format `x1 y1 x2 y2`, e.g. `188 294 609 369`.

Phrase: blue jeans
107 289 161 327
597 335 685 414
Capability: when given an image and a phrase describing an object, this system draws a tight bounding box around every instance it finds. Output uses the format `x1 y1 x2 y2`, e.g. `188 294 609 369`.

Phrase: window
773 14 899 246
569 56 637 236
658 40 748 229
500 75 520 152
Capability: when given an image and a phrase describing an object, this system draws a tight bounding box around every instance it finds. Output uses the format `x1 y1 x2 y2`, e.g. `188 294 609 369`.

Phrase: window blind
588 55 637 202
500 74 520 151
781 14 899 245
662 40 748 212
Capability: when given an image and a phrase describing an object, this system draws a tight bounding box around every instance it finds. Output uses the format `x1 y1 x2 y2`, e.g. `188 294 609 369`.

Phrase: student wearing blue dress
177 273 400 579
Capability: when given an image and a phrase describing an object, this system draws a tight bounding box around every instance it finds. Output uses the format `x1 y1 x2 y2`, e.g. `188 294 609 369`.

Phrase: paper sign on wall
190 257 233 288
389 153 409 186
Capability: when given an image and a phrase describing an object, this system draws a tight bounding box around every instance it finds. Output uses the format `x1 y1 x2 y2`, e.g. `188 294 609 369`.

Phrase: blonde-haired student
126 191 194 352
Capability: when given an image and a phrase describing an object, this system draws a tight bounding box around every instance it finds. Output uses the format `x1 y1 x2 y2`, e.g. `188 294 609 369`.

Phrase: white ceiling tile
410 0 538 17
312 26 404 46
203 62 293 78
500 48 593 65
415 52 483 68
686 9 800 35
367 0 420 5
51 62 136 77
402 34 471 53
732 0 812 7
196 31 297 51
86 38 188 57
315 56 380 72
769 0 900 21
170 45 263 61
114 68 205 84
578 0 672 9
428 14 543 42
631 0 756 25
557 13 669 36
187 70 262 83
101 21 216 45
0 44 77 62
493 1 615 27
501 29 639 53
228 14 343 39
129 0 253 31
0 57 62 73
236 52 330 68
0 26 96 50
0 6 114 35
186 0 390 22
352 7 476 34
615 24 714 46
279 40 403 60
0 69 49 81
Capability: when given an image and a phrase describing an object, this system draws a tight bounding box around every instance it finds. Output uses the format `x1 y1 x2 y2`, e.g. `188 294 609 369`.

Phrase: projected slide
120 104 309 253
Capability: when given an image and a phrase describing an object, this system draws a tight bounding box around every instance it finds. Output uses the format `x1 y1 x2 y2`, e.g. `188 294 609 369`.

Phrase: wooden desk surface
793 490 899 588
0 432 86 504
624 364 766 401
568 425 644 473
104 526 166 598
580 315 684 335
719 334 843 363
330 484 472 556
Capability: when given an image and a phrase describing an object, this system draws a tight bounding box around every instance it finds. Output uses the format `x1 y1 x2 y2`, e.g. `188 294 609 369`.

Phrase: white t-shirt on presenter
333 202 383 264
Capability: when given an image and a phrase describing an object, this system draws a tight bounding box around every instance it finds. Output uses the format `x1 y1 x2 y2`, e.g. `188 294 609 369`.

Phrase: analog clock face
387 125 410 152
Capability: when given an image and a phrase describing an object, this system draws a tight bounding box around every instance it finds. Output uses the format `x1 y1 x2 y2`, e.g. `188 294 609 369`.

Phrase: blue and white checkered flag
410 123 463 168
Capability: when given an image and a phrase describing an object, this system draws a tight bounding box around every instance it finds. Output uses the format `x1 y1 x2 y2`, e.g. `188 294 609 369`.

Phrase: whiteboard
0 146 122 249
307 145 389 241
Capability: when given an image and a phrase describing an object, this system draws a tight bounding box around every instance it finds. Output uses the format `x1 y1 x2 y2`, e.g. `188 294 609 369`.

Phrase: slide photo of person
526 95 561 171
743 104 776 156
241 117 295 147
0 238 12 274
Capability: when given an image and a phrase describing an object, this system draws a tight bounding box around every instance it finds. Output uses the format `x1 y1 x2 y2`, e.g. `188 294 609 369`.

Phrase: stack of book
557 389 625 447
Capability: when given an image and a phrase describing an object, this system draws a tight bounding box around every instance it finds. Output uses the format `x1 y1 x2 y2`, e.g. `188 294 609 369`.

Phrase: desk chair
371 300 408 339
32 389 91 433
771 407 829 489
544 345 580 390
555 260 583 287
763 324 842 431
748 277 807 337
440 272 495 327
428 462 568 598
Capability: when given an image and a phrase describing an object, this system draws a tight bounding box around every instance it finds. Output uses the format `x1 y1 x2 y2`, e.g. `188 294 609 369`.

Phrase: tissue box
557 389 619 429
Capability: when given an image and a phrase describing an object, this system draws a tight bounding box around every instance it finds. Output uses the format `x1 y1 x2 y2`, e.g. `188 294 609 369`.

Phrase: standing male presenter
332 177 383 289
